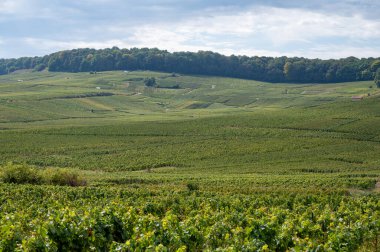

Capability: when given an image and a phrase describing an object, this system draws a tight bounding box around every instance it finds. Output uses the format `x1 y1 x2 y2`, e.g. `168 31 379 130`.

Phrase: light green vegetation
0 70 377 127
0 70 379 250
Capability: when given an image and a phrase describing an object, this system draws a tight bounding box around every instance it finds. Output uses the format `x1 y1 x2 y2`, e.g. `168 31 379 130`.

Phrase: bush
0 162 86 186
44 168 87 186
186 182 199 191
144 77 156 87
0 162 42 184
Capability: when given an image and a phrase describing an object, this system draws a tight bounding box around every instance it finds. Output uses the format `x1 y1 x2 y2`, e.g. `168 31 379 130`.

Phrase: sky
0 0 380 59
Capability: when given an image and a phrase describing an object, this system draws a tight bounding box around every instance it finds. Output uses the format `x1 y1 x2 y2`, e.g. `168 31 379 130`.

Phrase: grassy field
0 70 379 250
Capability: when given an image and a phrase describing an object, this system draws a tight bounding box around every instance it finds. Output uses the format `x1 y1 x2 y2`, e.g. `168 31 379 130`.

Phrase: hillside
1 70 379 127
0 70 379 250
1 70 379 173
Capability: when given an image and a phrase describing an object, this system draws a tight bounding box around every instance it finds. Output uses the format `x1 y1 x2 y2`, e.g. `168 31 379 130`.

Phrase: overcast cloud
0 0 379 59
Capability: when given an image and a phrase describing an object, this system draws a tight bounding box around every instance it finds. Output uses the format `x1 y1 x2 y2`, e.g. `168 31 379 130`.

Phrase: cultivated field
0 70 379 251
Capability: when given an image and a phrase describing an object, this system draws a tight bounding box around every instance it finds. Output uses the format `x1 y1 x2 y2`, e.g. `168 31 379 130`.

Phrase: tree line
1 47 380 84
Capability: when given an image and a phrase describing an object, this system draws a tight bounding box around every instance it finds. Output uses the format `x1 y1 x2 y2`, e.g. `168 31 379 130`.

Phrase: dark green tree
375 69 380 88
144 77 156 87
33 64 46 72
371 60 380 72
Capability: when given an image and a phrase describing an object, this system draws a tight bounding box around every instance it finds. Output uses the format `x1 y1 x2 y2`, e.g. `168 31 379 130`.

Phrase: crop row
0 185 379 251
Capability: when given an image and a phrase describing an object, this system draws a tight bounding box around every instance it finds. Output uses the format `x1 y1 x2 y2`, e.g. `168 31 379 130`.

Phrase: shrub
43 168 87 186
0 162 86 186
0 162 42 184
186 182 199 191
144 77 156 87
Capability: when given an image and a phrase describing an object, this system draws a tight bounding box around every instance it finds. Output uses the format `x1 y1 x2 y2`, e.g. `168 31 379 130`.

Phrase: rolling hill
0 70 379 250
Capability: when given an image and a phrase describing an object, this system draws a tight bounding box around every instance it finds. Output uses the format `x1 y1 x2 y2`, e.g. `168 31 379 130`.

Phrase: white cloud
0 0 83 21
121 6 380 58
2 3 380 59
0 0 25 14
133 7 380 44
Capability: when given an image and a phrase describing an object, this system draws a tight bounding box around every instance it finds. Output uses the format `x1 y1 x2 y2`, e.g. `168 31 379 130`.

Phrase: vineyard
0 185 379 251
0 70 379 251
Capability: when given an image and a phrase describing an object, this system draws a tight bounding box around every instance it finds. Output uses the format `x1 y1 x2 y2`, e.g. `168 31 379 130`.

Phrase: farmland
0 70 379 251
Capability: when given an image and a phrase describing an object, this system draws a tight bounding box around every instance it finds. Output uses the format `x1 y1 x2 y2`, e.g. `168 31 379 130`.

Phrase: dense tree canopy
1 47 379 83
375 70 380 88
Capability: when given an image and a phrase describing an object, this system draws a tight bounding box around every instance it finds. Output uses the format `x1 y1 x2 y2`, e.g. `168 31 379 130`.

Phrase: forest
1 47 380 84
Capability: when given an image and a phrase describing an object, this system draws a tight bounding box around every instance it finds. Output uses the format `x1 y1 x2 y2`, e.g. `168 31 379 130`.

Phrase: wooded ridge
1 47 380 83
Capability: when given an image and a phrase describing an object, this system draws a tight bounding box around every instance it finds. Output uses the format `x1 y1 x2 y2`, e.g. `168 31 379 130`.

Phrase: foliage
375 69 380 88
0 163 86 186
0 47 379 83
0 185 379 251
0 162 42 184
371 60 380 72
33 63 46 72
0 70 379 250
144 77 157 87
186 182 199 191
43 168 87 186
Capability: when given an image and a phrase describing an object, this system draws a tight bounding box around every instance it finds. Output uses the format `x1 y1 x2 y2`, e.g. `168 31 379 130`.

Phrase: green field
0 70 379 251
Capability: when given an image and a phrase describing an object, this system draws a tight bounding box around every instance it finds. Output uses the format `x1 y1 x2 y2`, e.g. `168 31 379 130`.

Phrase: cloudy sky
1 0 380 59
